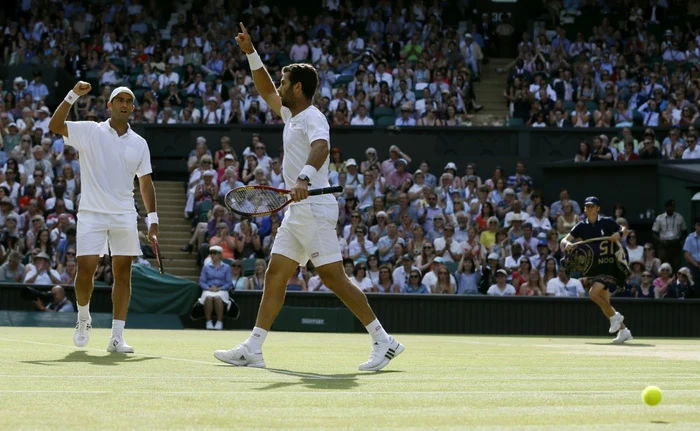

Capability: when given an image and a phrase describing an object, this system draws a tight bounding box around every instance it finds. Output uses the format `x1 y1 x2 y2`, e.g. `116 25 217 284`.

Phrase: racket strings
226 188 287 214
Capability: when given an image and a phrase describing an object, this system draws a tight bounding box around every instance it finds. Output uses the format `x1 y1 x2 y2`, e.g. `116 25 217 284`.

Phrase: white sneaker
359 337 405 371
107 337 134 353
213 344 266 368
206 321 214 330
612 328 633 344
609 312 624 333
73 318 92 347
214 321 223 330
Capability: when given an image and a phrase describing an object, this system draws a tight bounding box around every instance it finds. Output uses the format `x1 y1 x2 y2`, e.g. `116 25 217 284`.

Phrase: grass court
1 328 699 430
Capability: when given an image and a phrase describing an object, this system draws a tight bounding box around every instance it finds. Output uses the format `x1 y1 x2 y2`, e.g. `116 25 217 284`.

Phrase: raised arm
48 81 92 138
235 23 282 116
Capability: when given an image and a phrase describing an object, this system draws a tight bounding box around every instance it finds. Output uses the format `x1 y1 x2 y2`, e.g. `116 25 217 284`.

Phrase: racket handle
309 185 343 196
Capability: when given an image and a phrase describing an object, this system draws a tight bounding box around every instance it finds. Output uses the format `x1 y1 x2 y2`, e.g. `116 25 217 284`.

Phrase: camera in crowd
21 285 54 302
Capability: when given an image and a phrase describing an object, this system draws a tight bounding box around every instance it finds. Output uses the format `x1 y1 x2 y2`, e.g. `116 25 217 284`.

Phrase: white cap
108 86 136 103
7 122 18 129
346 158 357 167
38 106 50 115
376 211 387 218
488 253 500 261
203 169 215 177
444 162 457 170
209 245 223 253
224 154 235 161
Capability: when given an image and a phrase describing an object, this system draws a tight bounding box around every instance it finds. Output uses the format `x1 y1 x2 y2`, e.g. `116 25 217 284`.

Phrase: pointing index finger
239 22 247 34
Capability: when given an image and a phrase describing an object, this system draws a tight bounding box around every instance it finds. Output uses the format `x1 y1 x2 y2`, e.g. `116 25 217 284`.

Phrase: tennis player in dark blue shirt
560 196 633 343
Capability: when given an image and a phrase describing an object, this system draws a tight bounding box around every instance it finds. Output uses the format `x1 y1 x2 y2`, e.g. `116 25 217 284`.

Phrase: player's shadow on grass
253 368 403 391
21 350 159 366
584 342 656 347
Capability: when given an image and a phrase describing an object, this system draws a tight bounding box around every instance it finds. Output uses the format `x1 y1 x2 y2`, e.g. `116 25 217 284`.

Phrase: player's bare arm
561 233 575 252
48 81 92 137
235 23 282 116
290 140 329 202
139 174 159 241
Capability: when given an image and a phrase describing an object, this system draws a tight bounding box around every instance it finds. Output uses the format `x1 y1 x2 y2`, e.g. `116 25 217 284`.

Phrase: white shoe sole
609 314 624 333
213 350 266 368
359 342 405 371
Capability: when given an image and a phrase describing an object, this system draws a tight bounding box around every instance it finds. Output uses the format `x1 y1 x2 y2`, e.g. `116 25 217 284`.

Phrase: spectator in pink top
381 145 412 178
386 159 412 188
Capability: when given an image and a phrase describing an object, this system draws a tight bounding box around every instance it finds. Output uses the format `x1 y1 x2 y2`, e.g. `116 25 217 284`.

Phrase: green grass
1 328 700 430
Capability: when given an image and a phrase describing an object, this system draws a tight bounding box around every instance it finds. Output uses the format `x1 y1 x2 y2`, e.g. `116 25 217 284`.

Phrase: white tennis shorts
76 210 142 257
271 203 342 267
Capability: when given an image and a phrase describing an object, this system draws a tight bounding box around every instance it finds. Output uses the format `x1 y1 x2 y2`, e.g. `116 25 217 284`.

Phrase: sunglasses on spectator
232 264 241 268
355 230 365 234
22 139 31 142
210 251 221 255
410 275 420 279
351 215 360 218
67 251 76 255
642 274 652 278
255 146 265 150
358 266 366 270
644 247 652 251
424 245 434 249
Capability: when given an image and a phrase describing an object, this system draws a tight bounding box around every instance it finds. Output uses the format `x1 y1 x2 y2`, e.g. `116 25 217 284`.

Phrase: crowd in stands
2 0 485 130
505 0 700 160
191 134 700 302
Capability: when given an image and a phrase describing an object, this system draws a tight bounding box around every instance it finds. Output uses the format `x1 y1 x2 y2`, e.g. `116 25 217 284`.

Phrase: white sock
244 327 268 352
77 303 90 320
111 320 125 339
365 319 390 343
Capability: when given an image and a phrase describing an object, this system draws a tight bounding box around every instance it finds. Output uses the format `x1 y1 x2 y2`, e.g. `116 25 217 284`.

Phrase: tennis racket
224 185 343 216
150 236 164 275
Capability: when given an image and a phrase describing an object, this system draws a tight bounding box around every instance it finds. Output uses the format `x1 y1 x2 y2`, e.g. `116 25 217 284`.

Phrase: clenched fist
235 23 255 55
73 81 92 96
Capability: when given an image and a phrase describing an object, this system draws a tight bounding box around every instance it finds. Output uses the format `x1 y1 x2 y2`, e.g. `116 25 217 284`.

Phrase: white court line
1 389 700 395
0 337 332 380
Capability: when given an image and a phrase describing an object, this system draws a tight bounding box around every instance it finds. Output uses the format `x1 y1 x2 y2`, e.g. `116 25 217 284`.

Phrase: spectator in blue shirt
401 269 431 294
26 71 49 102
198 245 232 330
683 218 700 289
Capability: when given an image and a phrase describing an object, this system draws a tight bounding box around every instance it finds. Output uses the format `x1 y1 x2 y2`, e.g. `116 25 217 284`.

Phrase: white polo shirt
280 105 335 207
65 120 152 214
546 277 584 297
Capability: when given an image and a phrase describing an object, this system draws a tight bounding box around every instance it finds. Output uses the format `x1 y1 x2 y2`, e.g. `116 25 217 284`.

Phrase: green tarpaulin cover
129 264 200 316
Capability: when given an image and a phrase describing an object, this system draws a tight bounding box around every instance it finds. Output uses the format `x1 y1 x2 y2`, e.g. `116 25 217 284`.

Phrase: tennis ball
642 386 662 406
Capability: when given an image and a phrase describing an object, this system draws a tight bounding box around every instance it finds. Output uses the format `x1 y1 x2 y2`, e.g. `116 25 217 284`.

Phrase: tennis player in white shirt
49 81 160 353
214 24 403 371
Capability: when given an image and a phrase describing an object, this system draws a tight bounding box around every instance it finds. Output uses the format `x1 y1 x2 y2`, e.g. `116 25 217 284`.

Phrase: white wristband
64 90 80 105
299 165 317 182
247 50 264 71
147 212 159 227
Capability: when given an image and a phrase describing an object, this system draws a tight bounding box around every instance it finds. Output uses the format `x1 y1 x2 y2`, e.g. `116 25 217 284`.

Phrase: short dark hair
282 63 318 100
65 226 76 236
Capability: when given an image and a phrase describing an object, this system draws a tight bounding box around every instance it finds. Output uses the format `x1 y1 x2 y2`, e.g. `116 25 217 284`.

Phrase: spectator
546 266 584 297
350 262 374 292
487 269 516 296
653 263 675 298
198 245 232 330
400 268 430 294
33 285 73 312
682 134 700 159
0 251 24 282
456 255 481 294
395 105 416 126
652 200 687 273
245 259 266 291
24 252 61 285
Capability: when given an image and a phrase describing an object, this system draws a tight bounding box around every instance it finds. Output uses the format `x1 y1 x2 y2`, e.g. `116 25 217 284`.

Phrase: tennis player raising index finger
214 23 404 371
